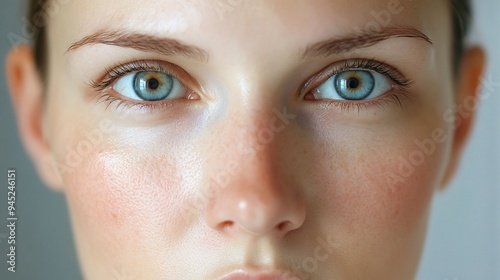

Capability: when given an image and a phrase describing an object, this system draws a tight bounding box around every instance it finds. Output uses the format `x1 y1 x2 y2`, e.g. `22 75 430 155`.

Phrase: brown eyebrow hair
301 26 433 59
67 30 209 62
69 27 431 63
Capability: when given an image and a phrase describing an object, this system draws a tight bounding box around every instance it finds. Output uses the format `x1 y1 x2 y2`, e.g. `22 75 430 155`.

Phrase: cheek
54 127 195 268
295 127 444 233
328 137 440 235
288 102 452 273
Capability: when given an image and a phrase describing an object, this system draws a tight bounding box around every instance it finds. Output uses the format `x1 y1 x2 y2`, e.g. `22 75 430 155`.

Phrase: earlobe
440 46 487 189
6 44 64 191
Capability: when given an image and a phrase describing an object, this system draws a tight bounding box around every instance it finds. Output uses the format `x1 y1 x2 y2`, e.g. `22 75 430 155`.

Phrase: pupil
148 78 159 90
348 78 359 89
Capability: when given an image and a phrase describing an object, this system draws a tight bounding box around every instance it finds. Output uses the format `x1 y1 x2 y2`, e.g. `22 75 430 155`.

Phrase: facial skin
6 0 486 279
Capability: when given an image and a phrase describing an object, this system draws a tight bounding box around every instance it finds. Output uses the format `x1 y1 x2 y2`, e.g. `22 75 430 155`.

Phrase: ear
440 46 486 189
6 44 64 191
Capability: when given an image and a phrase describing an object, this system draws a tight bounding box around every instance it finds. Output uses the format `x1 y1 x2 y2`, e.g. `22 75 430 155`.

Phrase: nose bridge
216 99 283 155
204 105 305 237
209 104 281 196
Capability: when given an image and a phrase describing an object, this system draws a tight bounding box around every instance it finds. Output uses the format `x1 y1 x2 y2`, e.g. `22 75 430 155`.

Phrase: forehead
50 0 447 52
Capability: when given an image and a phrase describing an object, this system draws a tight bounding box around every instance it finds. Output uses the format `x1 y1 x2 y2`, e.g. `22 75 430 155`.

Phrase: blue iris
334 70 375 100
133 72 174 101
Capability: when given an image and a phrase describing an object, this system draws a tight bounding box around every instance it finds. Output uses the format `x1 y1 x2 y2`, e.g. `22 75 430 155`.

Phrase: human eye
304 59 413 110
114 71 185 101
90 60 199 110
315 69 390 101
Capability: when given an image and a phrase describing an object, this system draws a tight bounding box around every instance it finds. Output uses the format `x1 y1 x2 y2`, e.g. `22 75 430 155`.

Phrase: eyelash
89 60 193 111
303 59 414 112
89 59 413 112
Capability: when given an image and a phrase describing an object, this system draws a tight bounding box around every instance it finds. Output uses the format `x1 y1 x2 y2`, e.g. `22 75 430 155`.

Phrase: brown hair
27 0 472 80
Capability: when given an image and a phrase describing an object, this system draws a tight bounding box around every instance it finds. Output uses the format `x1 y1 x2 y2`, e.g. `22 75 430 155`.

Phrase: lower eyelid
93 90 188 113
304 82 416 116
319 90 412 113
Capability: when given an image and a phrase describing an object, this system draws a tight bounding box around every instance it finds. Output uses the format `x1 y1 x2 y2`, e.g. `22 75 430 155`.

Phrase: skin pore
6 0 485 279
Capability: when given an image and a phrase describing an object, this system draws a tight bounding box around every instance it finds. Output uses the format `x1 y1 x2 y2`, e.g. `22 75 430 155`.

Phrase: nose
204 115 306 237
205 159 306 236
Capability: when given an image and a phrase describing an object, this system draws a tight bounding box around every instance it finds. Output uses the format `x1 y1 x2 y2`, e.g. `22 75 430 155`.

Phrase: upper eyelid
300 59 411 96
89 60 199 92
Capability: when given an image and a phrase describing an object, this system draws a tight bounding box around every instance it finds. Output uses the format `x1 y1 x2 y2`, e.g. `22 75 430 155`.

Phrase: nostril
219 221 234 231
205 183 306 236
277 221 292 232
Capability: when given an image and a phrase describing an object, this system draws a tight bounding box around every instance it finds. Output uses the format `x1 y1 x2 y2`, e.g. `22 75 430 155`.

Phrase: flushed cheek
330 151 438 278
296 99 448 225
288 110 450 276
328 128 445 230
60 140 191 274
303 141 440 235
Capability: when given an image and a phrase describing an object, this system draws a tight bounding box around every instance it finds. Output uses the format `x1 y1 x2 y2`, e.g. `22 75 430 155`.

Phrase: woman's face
38 0 458 279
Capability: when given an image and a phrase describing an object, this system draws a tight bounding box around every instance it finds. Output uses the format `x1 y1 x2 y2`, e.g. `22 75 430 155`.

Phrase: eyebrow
301 26 432 59
67 30 209 62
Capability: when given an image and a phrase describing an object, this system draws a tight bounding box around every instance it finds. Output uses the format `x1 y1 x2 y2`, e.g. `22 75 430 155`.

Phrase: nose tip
206 185 306 237
236 196 305 235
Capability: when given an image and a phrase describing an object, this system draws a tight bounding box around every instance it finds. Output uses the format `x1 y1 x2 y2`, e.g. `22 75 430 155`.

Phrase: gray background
0 1 499 279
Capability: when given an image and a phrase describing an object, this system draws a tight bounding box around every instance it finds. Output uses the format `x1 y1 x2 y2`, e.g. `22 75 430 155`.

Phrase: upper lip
218 269 298 280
